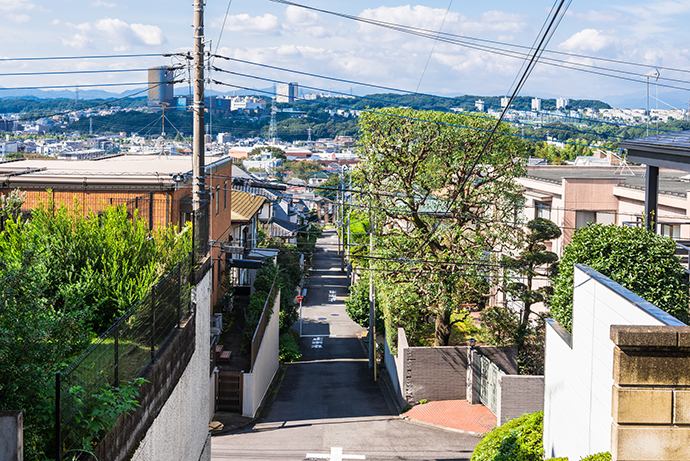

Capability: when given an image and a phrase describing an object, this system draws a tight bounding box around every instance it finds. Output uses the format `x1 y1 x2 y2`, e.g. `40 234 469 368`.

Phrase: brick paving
403 400 497 435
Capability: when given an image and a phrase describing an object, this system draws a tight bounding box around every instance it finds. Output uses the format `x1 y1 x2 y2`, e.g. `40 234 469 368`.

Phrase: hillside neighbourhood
7 4 690 461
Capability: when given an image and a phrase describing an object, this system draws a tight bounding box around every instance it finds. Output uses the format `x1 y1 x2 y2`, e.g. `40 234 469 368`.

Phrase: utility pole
340 166 345 272
368 205 376 380
193 0 208 260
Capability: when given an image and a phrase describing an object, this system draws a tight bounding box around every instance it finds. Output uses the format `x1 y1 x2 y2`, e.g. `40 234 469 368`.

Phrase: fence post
55 372 61 461
114 325 120 388
177 262 181 328
150 285 156 359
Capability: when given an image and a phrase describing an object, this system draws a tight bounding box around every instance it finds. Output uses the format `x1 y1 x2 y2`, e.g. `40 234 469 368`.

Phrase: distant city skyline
2 0 690 108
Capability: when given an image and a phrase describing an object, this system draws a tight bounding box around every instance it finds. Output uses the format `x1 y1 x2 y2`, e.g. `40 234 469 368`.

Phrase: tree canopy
357 107 528 346
0 195 191 458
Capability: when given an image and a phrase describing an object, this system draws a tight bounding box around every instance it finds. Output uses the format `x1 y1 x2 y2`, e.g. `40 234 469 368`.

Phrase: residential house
0 154 234 307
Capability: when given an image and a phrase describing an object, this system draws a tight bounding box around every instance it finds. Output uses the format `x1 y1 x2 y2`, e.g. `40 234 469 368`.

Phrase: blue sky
3 0 690 107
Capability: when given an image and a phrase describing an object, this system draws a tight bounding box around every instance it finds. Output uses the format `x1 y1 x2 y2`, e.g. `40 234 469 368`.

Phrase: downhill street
211 229 480 460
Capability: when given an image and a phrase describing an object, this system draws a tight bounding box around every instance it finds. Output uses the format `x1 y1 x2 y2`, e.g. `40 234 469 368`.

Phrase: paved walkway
403 400 497 435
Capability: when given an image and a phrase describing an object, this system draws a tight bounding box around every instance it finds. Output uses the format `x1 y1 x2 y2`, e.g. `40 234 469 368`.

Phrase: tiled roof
231 190 265 222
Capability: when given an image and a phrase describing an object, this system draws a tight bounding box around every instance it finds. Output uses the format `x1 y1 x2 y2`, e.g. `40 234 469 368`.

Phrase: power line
269 0 690 90
0 81 163 91
0 53 179 62
211 54 686 136
211 78 624 151
0 67 182 78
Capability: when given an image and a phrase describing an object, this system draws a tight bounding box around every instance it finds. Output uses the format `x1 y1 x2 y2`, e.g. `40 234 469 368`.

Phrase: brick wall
404 346 468 404
610 325 690 461
497 375 544 425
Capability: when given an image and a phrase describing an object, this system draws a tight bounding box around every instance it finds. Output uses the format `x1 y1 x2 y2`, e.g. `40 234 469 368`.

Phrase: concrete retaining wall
0 411 22 461
242 291 280 417
128 269 212 461
543 264 685 460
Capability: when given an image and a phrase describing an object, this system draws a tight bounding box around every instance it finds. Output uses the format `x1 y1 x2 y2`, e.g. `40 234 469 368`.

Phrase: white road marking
306 447 365 460
328 290 337 302
311 337 323 348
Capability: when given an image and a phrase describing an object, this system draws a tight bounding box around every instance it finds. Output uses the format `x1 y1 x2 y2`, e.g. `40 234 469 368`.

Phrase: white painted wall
130 271 212 461
382 329 407 407
543 264 685 460
242 293 280 417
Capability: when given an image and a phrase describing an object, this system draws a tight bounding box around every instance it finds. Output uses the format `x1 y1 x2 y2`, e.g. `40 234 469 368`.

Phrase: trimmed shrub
471 411 543 461
581 453 611 461
551 224 689 331
279 330 302 362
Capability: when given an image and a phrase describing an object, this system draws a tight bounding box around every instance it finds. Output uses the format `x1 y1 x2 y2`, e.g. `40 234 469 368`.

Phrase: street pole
368 205 375 372
340 166 345 272
193 0 208 260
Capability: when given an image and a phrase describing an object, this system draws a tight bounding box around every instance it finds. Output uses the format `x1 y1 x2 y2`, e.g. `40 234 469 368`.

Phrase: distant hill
0 85 275 101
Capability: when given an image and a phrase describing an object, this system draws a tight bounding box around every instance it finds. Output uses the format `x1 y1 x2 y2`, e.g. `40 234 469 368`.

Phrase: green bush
345 274 384 332
471 411 543 461
551 224 689 331
279 331 302 362
581 453 611 461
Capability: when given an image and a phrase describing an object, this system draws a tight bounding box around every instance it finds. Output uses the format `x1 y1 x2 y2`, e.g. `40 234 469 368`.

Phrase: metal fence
477 353 505 416
55 253 192 460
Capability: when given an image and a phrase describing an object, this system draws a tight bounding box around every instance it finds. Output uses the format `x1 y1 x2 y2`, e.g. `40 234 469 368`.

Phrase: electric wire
211 54 686 137
269 0 690 89
211 78 621 151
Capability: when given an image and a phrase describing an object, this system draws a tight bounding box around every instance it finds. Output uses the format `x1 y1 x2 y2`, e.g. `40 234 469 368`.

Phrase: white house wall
543 265 685 460
130 270 212 461
242 293 280 418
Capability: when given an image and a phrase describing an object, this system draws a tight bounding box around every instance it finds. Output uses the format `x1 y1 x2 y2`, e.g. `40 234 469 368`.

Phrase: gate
218 371 243 413
477 354 504 415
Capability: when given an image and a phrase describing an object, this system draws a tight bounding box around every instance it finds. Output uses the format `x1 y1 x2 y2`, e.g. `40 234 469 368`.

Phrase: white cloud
0 0 35 12
558 29 619 52
357 5 527 43
93 17 166 46
567 9 627 23
284 5 319 27
8 14 30 23
62 34 92 49
91 0 118 7
211 13 281 36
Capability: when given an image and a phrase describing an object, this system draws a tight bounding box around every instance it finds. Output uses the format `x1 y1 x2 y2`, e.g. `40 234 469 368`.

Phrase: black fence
55 253 192 460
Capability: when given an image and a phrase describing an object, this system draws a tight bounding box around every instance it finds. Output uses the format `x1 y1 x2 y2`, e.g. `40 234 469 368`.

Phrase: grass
69 339 151 388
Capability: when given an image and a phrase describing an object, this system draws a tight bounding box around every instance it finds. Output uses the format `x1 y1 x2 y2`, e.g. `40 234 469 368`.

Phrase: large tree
358 107 528 346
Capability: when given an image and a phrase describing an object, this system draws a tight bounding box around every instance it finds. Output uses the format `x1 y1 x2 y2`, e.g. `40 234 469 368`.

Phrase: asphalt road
211 230 480 461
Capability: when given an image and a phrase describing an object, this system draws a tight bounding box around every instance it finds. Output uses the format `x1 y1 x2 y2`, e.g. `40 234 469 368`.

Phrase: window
536 202 551 220
223 180 227 210
215 185 220 216
576 211 595 229
596 211 615 225
661 224 680 239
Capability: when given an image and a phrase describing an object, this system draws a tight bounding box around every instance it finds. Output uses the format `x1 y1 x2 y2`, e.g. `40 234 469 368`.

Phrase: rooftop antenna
615 149 635 176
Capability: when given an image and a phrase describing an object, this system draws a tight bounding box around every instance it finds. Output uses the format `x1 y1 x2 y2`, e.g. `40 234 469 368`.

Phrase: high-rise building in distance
148 67 175 108
276 82 298 103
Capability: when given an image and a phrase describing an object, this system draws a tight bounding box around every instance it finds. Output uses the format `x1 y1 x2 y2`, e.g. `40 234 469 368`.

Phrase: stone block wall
497 375 544 425
611 325 690 461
